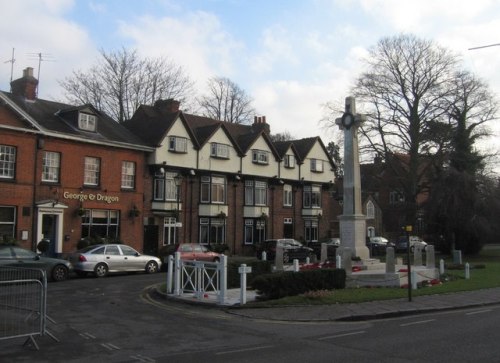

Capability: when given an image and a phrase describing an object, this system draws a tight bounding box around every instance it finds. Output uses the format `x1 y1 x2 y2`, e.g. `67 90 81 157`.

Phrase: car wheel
52 265 69 282
145 261 159 274
283 252 290 264
94 263 108 278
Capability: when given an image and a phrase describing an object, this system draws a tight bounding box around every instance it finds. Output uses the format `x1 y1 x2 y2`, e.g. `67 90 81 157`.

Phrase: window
283 184 293 207
84 157 100 186
284 155 295 168
0 145 16 179
303 185 321 208
210 143 230 159
389 190 405 205
81 209 119 240
121 161 136 189
78 113 96 132
163 217 177 245
42 151 60 183
244 218 266 245
154 171 178 201
199 217 226 245
366 201 375 219
0 206 16 239
304 219 318 243
311 159 323 172
252 150 269 165
245 180 267 206
200 175 226 204
168 136 188 153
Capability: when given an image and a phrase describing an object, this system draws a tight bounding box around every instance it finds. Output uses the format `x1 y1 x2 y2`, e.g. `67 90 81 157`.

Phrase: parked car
0 245 71 281
395 236 428 252
255 239 315 263
367 236 392 255
174 243 221 262
69 244 162 277
308 238 340 260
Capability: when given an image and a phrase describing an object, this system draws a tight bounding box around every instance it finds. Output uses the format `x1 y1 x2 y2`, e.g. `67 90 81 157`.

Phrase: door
143 225 159 256
41 214 57 256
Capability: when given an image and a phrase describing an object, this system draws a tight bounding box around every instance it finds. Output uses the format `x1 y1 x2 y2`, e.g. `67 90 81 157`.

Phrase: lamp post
174 174 183 244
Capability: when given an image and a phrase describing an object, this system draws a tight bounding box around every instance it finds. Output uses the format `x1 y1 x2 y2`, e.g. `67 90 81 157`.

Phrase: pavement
161 287 500 322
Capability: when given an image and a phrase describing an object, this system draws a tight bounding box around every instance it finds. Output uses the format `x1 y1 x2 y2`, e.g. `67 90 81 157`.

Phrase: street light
174 174 183 244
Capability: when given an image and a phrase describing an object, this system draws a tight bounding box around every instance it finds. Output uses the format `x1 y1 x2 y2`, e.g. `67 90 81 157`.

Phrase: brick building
0 68 152 255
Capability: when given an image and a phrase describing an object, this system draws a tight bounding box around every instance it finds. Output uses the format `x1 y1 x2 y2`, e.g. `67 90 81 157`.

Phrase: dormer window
252 150 269 165
210 143 230 159
168 136 187 153
78 112 97 132
284 155 295 168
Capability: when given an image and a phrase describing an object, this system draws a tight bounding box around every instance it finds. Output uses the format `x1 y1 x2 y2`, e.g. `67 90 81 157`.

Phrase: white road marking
400 319 435 327
466 309 492 315
318 330 366 340
216 345 275 355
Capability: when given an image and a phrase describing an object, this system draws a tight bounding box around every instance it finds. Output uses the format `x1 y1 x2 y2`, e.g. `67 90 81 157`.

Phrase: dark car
256 239 314 263
308 238 340 260
367 236 392 255
0 245 72 281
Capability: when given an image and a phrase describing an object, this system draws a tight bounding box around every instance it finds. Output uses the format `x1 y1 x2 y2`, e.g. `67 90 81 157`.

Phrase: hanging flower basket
218 211 227 219
77 208 85 217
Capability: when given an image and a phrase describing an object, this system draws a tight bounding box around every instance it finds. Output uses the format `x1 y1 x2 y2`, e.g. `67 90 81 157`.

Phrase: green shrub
252 268 346 300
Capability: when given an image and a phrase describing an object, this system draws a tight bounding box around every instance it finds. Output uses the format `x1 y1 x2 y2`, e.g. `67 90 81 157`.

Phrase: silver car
69 244 162 277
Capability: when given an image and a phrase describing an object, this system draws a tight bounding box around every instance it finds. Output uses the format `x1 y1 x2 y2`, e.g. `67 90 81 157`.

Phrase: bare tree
352 34 459 223
198 77 255 124
269 131 294 142
59 48 195 122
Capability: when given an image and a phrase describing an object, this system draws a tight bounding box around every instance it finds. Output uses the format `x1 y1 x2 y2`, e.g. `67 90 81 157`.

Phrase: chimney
10 67 38 101
252 115 270 134
154 99 180 114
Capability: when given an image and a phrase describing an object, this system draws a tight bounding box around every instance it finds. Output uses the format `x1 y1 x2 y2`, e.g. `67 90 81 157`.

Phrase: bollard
262 251 267 261
440 259 445 275
465 262 470 280
411 270 417 290
166 255 174 294
336 254 342 269
239 264 252 305
306 256 310 264
293 259 299 272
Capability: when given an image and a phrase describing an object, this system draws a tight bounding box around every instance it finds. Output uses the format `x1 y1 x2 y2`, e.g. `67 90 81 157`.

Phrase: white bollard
239 263 252 305
440 259 445 275
166 255 174 294
465 262 470 279
262 251 267 261
174 252 181 296
306 256 310 264
411 270 417 290
336 254 342 269
293 259 299 272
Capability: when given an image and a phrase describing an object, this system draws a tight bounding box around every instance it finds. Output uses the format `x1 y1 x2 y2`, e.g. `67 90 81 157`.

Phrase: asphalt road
1 272 500 362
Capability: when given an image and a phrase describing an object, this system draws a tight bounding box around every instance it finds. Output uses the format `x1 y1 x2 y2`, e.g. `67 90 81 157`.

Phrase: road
1 272 500 362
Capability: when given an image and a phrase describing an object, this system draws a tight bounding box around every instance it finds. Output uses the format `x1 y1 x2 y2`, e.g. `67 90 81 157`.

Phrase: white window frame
284 154 295 168
245 180 267 206
0 145 16 179
283 184 293 207
78 113 97 132
303 185 321 208
311 158 324 173
0 206 16 238
210 143 230 159
252 150 269 165
84 157 100 186
200 175 226 204
42 151 60 183
121 161 135 189
366 201 375 219
168 136 188 153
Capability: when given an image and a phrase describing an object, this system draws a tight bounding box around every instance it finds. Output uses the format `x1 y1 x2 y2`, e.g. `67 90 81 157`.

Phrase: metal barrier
0 266 58 350
167 253 228 304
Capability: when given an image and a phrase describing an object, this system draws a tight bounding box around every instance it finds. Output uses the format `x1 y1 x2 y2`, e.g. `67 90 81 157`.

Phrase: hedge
251 268 346 300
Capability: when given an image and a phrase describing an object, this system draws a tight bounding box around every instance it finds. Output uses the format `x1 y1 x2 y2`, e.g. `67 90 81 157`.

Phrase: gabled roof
273 140 300 161
292 136 336 170
0 91 151 151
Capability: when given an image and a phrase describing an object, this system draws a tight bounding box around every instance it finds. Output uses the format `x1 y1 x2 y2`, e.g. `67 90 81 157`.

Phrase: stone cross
335 97 369 260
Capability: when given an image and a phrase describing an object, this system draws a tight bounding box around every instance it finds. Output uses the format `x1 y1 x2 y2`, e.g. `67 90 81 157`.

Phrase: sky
1 0 499 169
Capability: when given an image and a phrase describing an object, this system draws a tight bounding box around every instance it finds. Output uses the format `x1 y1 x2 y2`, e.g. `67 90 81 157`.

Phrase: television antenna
3 48 15 90
27 52 56 95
